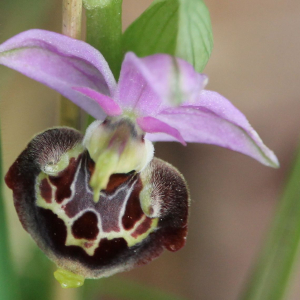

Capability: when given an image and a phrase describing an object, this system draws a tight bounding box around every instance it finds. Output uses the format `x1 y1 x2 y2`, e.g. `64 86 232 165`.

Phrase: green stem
84 0 123 80
240 143 300 300
0 129 20 300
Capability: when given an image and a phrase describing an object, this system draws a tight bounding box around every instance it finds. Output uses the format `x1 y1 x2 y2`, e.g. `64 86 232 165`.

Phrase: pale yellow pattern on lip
42 143 85 176
35 169 158 256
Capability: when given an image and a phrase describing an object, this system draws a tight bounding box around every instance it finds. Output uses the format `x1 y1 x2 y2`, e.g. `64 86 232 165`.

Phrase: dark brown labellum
5 127 190 278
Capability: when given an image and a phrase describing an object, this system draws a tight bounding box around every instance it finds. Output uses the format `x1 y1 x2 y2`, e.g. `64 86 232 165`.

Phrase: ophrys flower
0 29 278 280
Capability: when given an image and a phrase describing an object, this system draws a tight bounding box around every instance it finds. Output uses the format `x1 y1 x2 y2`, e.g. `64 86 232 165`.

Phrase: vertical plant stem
84 0 123 80
83 0 122 126
240 143 300 300
0 129 20 300
60 0 83 129
62 0 82 38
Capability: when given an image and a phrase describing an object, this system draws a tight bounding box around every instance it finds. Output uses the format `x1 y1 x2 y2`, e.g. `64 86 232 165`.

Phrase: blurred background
1 0 300 299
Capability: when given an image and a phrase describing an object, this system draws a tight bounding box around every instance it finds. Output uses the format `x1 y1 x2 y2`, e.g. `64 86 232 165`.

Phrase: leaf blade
123 1 178 56
176 0 213 72
0 127 21 300
240 143 300 300
122 0 213 72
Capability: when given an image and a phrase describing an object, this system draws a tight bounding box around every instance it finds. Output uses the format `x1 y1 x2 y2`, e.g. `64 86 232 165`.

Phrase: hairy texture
5 127 189 278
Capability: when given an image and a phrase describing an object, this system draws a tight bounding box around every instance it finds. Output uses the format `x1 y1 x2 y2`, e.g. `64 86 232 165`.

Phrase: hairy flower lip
5 126 190 278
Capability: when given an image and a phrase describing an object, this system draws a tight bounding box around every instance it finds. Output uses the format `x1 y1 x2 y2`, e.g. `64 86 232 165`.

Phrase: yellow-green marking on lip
85 119 154 203
54 268 85 288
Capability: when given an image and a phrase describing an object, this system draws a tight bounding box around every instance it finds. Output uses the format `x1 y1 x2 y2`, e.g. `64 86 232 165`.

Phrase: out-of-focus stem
62 0 82 38
60 0 83 129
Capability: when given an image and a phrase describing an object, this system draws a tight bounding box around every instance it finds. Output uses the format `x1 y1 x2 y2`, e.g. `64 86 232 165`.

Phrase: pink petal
146 90 279 168
0 29 116 119
72 87 122 116
137 116 186 146
114 52 207 116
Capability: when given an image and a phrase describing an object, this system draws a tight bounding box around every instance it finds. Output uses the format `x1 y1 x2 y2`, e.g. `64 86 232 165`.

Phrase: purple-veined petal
73 87 122 116
0 29 116 119
114 52 207 116
146 90 279 168
137 116 186 146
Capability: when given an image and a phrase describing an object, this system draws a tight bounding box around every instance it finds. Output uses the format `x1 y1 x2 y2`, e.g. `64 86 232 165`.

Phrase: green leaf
122 0 213 72
0 127 21 300
80 276 188 300
240 143 300 300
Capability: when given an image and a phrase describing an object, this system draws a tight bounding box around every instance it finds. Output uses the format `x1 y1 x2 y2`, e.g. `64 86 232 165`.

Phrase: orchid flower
0 29 278 281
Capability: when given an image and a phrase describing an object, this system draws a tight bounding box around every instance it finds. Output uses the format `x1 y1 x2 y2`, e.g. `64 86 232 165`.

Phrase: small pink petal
73 87 122 116
137 116 186 146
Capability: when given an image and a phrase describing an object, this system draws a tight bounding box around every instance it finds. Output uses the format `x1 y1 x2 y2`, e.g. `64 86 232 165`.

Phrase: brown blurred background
1 0 300 299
